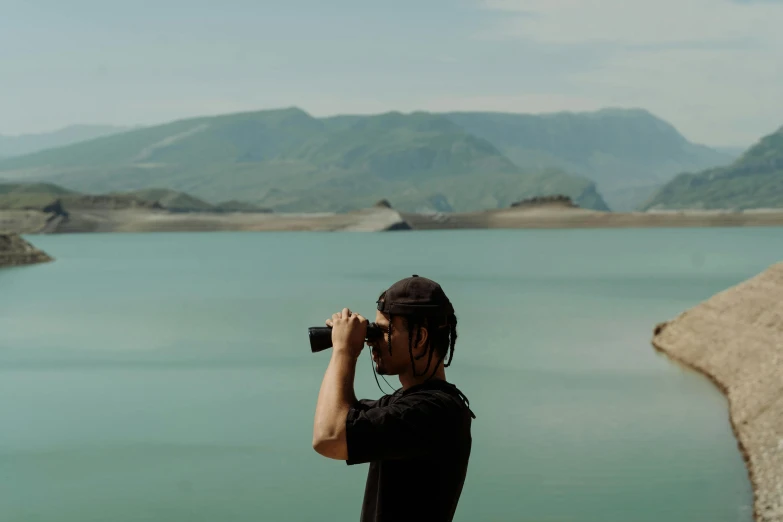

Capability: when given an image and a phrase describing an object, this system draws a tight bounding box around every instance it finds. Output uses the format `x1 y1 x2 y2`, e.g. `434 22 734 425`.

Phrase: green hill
0 182 267 213
0 182 160 211
0 108 609 213
120 188 270 212
121 188 214 212
0 182 78 209
444 109 732 210
0 182 74 196
641 126 783 210
0 125 131 158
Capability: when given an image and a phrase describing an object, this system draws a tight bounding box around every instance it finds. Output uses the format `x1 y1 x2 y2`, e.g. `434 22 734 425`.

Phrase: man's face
368 310 414 375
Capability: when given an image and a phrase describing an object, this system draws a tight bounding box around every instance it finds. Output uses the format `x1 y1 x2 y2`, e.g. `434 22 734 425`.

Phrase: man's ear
414 326 429 355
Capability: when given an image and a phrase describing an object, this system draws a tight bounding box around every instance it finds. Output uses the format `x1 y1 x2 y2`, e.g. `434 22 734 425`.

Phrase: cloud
477 0 783 145
480 0 782 46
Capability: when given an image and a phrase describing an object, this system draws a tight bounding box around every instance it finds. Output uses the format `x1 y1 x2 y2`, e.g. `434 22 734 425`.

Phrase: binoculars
308 324 384 353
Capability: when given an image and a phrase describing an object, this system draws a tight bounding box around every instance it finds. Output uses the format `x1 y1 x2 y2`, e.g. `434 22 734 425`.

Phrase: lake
2 228 780 522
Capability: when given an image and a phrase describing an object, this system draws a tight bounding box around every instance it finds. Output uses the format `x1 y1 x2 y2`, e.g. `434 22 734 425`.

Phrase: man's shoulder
397 381 475 418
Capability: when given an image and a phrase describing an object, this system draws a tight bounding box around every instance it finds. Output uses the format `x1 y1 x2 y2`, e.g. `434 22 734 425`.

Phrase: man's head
367 275 458 379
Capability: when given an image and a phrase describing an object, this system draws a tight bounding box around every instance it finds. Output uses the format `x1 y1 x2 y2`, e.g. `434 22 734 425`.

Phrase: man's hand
326 308 368 360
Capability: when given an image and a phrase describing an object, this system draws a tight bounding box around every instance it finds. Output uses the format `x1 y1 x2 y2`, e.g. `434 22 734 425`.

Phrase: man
312 275 476 522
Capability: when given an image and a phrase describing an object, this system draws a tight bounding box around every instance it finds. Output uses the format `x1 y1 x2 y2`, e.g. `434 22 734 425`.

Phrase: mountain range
642 126 783 210
444 109 733 210
0 108 739 213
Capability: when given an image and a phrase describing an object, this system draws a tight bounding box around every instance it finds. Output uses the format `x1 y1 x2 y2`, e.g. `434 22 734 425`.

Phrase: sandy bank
0 233 52 267
652 263 783 522
403 205 783 229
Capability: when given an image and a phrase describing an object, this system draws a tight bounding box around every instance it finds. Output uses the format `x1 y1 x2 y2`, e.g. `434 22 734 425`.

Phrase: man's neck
399 366 447 391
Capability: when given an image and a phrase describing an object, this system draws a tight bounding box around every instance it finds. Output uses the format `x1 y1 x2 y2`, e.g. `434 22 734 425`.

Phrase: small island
652 263 783 522
510 195 578 208
0 233 53 268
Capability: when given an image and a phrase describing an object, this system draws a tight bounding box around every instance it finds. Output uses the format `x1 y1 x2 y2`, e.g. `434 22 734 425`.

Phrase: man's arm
312 351 357 460
312 308 366 460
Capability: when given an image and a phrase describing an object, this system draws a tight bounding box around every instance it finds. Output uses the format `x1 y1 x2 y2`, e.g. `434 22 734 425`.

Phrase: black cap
377 275 454 317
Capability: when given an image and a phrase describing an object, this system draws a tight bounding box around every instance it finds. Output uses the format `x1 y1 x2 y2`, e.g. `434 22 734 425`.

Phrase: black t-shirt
345 379 476 522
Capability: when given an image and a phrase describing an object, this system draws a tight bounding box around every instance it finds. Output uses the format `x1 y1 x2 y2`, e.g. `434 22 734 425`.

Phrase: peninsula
0 233 52 267
652 263 783 522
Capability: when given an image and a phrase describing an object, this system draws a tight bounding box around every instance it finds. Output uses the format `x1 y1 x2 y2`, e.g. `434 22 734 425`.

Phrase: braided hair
403 312 458 380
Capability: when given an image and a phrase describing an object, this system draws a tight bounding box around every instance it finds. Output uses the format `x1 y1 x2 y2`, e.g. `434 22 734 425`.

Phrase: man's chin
373 359 391 375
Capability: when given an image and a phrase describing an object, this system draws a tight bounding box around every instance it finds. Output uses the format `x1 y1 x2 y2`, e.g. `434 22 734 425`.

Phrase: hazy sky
2 0 782 146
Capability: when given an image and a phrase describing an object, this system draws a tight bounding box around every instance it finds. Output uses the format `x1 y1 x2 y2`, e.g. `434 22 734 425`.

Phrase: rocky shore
652 263 783 522
0 233 52 267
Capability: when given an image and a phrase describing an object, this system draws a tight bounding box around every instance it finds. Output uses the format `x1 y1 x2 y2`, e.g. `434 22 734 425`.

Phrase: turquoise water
2 228 780 522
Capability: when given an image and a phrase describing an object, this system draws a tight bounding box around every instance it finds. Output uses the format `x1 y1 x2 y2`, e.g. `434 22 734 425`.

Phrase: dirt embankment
652 263 783 522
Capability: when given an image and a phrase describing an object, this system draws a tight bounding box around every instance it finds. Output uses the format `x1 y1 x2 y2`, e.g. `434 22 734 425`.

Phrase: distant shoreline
403 205 783 230
3 204 783 234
